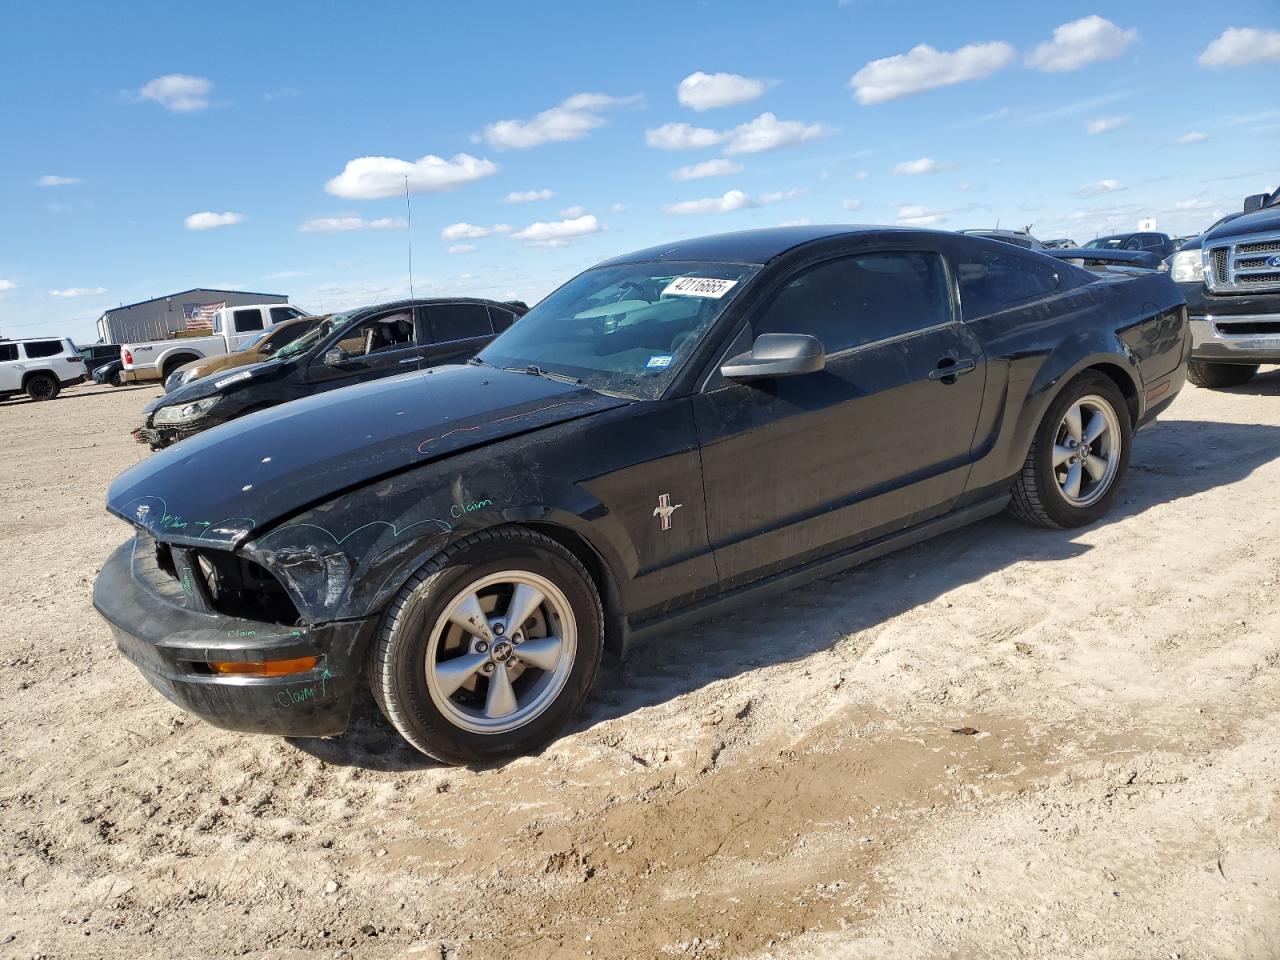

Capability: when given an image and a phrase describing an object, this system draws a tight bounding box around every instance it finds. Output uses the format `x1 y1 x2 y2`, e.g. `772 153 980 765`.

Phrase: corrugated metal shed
96 288 288 343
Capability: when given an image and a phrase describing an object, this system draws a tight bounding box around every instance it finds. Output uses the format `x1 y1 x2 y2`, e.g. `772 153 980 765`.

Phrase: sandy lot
1 375 1278 960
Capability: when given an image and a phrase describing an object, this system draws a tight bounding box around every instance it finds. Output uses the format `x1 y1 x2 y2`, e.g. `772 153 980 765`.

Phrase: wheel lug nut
481 662 495 674
493 623 505 636
475 640 488 653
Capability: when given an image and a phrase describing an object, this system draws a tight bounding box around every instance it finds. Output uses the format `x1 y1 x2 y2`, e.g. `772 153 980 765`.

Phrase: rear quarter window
23 340 65 359
0 344 18 362
957 252 1061 319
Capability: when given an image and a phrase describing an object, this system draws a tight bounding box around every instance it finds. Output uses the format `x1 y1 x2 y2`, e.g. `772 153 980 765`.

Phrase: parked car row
94 224 1189 765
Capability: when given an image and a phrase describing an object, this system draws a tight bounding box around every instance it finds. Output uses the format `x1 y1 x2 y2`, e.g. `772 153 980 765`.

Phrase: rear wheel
1010 372 1132 528
161 355 198 383
370 527 604 765
24 373 60 402
1186 360 1257 389
108 369 124 387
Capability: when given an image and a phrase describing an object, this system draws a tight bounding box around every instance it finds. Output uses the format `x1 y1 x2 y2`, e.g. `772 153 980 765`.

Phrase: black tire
1186 360 1257 389
1009 371 1133 529
108 370 124 387
161 355 198 383
370 527 604 765
24 373 60 402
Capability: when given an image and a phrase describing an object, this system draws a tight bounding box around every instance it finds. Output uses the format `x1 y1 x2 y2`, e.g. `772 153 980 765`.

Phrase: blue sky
1 0 1276 342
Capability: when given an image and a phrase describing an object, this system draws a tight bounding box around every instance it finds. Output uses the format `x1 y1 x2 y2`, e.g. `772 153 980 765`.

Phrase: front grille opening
1239 271 1280 285
1216 320 1280 336
193 550 302 625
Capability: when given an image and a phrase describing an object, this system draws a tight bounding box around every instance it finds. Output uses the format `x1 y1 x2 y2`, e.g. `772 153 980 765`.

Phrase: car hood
109 364 628 548
144 358 284 413
1202 206 1280 244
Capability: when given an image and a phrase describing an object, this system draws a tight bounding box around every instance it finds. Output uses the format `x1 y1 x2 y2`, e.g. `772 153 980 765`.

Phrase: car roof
594 225 915 267
343 296 520 318
0 336 71 343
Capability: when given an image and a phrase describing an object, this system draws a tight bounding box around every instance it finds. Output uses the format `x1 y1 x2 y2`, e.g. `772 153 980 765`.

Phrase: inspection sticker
213 370 253 389
646 354 674 369
661 276 738 299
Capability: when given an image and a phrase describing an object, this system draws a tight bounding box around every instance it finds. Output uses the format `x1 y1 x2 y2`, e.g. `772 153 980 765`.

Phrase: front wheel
1009 371 1132 529
370 527 604 765
1186 360 1257 389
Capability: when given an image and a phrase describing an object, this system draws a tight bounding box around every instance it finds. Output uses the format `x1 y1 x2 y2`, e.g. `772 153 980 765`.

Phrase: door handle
928 357 977 382
399 356 421 364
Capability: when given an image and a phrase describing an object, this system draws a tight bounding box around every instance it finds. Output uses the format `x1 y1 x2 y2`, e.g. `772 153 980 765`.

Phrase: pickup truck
120 303 308 384
1171 184 1280 388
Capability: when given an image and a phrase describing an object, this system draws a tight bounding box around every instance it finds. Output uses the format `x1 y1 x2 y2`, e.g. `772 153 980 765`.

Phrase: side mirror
720 333 825 381
1243 193 1268 214
323 346 350 366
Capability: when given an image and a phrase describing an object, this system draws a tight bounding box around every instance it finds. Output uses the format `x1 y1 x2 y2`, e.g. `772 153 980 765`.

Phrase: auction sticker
214 370 253 389
646 354 674 369
662 276 738 298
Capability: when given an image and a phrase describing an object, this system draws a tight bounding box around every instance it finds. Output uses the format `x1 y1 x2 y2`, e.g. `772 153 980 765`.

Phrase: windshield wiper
503 363 581 385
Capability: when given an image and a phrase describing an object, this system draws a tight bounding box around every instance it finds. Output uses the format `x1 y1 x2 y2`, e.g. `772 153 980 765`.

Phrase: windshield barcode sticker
662 277 738 299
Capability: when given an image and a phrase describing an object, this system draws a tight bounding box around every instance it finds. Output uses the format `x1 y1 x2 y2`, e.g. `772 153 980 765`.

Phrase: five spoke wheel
425 571 577 734
1051 395 1121 507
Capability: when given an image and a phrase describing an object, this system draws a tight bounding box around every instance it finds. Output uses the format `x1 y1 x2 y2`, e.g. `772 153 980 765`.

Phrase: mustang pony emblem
653 494 683 531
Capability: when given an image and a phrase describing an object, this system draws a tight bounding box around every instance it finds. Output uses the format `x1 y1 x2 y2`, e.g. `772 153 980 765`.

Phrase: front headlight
153 395 220 425
1170 249 1205 284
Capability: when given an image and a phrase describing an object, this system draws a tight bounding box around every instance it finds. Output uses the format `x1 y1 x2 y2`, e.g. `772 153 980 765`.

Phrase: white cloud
448 244 476 255
671 158 744 181
184 211 243 230
842 198 863 211
510 213 601 246
49 286 107 298
560 204 586 218
1087 115 1129 134
759 188 806 204
1198 27 1280 67
893 157 942 176
325 153 497 199
502 188 554 203
778 218 812 227
480 93 638 149
0 279 15 292
139 74 212 112
441 222 495 241
723 112 830 155
1076 179 1124 197
662 190 755 215
492 223 512 234
1177 131 1209 144
36 175 82 187
854 170 869 181
298 216 406 233
895 205 948 226
1026 16 1137 72
850 41 1015 105
645 122 727 151
609 202 629 213
677 71 767 111
1174 199 1211 211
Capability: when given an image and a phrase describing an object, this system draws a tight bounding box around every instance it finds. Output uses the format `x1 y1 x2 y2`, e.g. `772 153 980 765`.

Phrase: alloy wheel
1052 394 1121 507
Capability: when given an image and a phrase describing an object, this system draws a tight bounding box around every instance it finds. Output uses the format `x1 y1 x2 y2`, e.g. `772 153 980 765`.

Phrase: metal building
96 288 289 344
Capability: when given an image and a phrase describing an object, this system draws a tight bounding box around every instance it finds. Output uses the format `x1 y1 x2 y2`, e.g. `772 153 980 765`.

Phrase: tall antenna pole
404 175 415 300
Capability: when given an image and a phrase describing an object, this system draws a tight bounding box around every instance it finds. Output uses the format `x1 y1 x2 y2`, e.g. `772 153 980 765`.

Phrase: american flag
182 302 224 331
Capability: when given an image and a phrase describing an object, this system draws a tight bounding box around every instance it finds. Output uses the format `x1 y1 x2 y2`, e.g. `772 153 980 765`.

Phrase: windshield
1084 237 1125 249
235 330 270 353
479 261 759 400
269 314 347 362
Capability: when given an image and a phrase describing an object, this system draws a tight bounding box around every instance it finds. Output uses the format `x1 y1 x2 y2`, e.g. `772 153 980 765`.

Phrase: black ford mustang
94 226 1188 764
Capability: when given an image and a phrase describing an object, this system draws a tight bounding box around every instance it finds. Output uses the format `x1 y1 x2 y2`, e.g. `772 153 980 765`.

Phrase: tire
1009 371 1133 529
1186 360 1257 389
161 355 198 383
370 527 604 765
108 370 123 387
24 373 60 402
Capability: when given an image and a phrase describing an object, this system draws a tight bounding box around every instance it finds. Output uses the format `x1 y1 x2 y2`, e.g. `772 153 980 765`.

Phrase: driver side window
334 311 415 357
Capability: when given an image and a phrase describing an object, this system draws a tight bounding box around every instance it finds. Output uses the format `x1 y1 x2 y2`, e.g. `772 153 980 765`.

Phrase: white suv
0 337 87 401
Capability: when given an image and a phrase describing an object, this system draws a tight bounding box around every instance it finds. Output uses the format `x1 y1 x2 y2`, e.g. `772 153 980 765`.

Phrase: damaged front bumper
93 536 379 737
133 420 209 449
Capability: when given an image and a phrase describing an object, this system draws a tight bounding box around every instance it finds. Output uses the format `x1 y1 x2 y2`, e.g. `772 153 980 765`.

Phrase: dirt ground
1 374 1278 960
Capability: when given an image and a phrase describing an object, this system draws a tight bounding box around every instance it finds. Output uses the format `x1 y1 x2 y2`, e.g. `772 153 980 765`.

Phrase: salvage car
1084 232 1176 262
163 314 324 392
94 226 1188 764
1170 182 1280 388
135 298 525 449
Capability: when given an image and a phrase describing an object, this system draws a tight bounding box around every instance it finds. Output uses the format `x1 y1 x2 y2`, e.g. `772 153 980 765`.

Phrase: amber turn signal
209 655 319 677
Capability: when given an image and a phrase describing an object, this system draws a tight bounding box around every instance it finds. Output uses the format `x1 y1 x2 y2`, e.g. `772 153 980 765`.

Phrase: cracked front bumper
93 537 378 737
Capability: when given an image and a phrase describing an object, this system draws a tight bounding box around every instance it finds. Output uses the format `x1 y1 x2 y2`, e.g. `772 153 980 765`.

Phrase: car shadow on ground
291 416 1280 772
1209 366 1280 397
0 383 156 406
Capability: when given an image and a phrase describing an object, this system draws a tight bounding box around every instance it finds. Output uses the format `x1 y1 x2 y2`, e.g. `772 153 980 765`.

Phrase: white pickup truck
121 303 308 384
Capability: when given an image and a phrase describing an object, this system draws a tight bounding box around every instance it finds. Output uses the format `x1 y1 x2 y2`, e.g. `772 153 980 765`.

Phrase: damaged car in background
135 298 525 449
95 226 1187 765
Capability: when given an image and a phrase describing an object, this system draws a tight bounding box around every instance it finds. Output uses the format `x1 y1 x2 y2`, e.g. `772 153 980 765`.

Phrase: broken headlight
153 395 220 425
